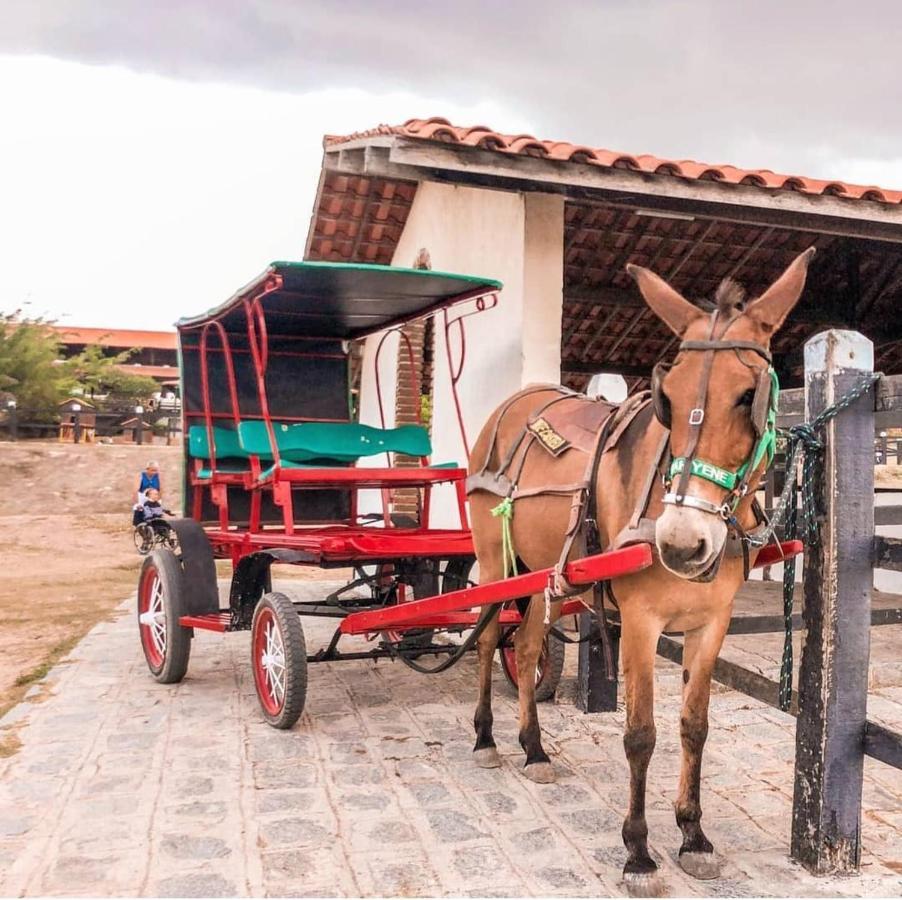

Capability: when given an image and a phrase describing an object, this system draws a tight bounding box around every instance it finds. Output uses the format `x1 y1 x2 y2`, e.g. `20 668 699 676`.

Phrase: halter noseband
661 312 778 522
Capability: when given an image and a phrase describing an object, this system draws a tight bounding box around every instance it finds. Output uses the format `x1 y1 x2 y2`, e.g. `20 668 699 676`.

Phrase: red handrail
198 321 241 473
373 327 427 468
441 292 499 459
243 278 282 477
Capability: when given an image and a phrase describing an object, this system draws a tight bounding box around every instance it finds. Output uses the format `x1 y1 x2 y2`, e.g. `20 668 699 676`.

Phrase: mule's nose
660 537 710 573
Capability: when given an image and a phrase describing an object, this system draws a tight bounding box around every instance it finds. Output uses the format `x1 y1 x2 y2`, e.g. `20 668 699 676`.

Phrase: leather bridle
660 311 778 524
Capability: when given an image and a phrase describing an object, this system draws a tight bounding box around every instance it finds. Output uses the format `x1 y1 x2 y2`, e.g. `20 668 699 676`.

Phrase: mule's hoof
623 871 666 898
472 746 501 768
679 851 721 880
523 761 555 783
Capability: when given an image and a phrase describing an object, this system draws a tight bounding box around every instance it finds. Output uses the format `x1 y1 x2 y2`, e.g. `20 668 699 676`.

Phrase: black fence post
791 330 874 874
576 601 619 712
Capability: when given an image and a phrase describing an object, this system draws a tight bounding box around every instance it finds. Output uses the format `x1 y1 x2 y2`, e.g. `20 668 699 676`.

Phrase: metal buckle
688 408 704 426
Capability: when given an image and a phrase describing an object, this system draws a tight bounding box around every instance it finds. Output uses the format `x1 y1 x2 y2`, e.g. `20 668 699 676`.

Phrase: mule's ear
625 264 702 336
745 247 816 334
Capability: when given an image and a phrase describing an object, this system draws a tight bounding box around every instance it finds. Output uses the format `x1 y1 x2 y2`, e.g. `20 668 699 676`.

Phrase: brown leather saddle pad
526 391 652 458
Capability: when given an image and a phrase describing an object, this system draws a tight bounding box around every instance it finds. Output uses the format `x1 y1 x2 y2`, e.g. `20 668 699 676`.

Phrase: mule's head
626 248 815 579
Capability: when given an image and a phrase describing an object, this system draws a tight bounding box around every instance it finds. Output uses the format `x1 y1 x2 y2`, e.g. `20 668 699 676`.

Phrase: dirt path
0 441 182 716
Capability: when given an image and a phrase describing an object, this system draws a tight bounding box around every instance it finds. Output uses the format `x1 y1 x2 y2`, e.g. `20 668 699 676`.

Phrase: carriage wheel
499 627 565 702
134 523 154 556
251 592 307 729
137 550 192 683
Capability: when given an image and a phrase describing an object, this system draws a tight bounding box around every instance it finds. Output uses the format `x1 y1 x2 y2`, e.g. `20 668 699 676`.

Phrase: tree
65 344 158 406
0 313 73 411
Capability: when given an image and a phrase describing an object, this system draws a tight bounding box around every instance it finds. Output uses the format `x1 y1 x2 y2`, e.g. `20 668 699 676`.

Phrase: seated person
137 488 174 534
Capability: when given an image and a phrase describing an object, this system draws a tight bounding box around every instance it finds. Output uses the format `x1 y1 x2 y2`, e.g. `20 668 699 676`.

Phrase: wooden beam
864 722 902 769
328 140 902 244
562 360 654 377
658 636 902 771
792 330 874 874
873 536 902 571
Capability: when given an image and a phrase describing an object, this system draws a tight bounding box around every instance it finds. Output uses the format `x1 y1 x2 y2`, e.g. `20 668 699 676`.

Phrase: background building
304 117 902 524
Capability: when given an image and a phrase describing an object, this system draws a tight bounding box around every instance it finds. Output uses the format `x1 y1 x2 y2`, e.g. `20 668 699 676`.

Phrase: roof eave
321 135 902 244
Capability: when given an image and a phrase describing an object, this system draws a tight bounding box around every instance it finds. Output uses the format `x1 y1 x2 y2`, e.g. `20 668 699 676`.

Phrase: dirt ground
0 440 182 717
0 440 348 720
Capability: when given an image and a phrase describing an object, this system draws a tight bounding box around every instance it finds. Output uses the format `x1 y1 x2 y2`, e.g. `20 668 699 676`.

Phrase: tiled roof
50 326 177 350
326 117 902 206
306 172 417 265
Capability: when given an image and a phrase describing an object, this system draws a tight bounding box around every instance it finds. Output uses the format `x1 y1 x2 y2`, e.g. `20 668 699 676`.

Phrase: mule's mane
697 278 747 318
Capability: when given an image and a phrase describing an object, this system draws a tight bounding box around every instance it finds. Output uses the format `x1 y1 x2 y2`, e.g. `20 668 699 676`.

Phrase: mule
466 248 815 894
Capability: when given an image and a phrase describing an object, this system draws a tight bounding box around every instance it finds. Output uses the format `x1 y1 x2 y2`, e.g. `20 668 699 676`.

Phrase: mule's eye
737 389 755 407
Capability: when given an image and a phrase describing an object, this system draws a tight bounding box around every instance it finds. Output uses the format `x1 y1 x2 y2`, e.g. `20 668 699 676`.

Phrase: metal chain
771 372 881 711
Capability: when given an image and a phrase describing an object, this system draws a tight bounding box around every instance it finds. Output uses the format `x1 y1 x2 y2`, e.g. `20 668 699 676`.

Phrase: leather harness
466 319 778 671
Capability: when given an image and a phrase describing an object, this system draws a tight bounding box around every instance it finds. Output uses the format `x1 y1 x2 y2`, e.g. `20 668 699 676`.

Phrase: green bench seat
188 425 251 479
237 421 432 464
189 422 439 482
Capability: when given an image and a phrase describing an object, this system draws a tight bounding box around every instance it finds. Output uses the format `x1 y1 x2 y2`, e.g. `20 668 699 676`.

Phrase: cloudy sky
2 1 901 330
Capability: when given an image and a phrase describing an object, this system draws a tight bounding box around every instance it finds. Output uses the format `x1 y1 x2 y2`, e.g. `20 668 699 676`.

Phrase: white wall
358 182 564 527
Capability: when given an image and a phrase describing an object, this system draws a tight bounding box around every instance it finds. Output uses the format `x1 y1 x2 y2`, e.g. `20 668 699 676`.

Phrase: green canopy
177 260 502 339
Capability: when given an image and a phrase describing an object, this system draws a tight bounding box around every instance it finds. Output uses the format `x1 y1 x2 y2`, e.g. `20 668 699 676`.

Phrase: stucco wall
358 183 564 527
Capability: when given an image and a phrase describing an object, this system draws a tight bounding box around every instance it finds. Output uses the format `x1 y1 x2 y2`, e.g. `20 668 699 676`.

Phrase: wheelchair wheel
134 524 154 555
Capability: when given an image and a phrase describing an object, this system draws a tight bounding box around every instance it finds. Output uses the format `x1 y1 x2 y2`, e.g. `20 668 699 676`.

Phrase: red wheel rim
503 636 549 689
138 565 166 669
253 607 286 715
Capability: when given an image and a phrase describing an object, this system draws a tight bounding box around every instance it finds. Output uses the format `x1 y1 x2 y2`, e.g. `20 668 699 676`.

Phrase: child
137 488 174 535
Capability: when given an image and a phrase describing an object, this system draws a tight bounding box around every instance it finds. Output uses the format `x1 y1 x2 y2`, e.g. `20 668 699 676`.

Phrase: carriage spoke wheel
499 623 565 703
137 550 192 683
251 592 306 729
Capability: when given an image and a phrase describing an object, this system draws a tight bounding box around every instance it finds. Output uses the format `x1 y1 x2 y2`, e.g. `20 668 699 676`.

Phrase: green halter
668 368 779 507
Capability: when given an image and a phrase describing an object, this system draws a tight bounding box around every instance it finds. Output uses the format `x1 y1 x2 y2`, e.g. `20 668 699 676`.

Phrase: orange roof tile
49 326 177 350
326 117 902 206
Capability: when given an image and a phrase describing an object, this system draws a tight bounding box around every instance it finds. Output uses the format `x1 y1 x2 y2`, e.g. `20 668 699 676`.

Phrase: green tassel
491 496 517 579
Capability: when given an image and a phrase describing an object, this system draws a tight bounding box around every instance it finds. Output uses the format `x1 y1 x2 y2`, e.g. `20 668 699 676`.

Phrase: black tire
137 549 192 683
499 627 565 702
251 592 307 729
378 561 438 657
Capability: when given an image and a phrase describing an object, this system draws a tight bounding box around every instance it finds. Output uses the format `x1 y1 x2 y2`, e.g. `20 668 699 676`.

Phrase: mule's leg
674 617 729 880
473 603 503 768
516 592 558 783
620 612 665 896
472 554 505 768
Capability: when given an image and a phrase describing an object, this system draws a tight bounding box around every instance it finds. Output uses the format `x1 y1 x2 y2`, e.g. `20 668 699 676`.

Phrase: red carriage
136 261 794 727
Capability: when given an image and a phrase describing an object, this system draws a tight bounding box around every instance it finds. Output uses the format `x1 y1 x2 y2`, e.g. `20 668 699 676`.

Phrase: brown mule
467 249 815 895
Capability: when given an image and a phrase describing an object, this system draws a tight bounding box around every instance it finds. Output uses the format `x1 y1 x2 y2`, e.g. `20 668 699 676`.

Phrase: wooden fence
577 329 902 876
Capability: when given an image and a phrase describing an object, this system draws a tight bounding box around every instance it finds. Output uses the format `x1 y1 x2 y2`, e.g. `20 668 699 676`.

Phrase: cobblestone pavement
1 580 900 897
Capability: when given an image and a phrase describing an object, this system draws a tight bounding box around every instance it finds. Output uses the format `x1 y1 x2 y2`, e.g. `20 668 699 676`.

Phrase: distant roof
177 260 501 339
326 117 902 205
50 326 176 351
115 363 180 380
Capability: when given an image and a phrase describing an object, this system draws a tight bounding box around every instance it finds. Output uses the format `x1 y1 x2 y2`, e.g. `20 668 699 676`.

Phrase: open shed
303 117 902 520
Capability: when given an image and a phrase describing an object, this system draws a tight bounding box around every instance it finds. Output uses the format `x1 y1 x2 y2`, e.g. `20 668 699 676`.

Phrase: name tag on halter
671 456 736 489
528 417 570 457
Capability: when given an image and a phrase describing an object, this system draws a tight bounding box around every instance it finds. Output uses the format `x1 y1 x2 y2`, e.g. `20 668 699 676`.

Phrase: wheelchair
133 518 178 556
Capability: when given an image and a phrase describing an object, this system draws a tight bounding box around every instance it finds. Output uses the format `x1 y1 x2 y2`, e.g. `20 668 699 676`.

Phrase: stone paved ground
1 580 900 898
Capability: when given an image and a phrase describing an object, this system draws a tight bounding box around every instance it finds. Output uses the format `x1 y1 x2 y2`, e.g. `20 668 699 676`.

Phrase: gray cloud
4 0 902 180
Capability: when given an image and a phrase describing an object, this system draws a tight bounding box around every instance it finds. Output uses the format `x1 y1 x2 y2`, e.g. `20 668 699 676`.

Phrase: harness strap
674 311 720 502
679 339 772 362
474 384 576 478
